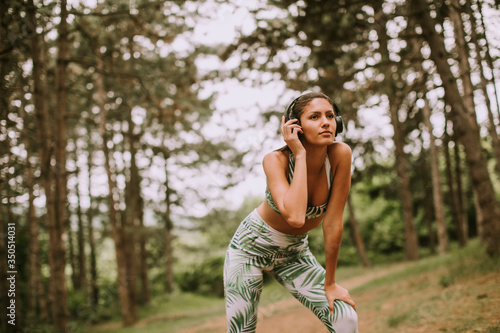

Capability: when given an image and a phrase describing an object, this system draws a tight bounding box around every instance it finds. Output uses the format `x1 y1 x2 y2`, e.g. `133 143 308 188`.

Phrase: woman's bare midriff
256 201 324 235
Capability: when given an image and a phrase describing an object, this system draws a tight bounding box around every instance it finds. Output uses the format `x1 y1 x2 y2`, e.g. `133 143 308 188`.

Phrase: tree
422 95 449 254
27 0 69 329
373 0 420 260
95 44 138 325
85 128 99 307
411 0 500 255
347 196 370 267
68 0 247 323
443 124 468 247
464 0 500 176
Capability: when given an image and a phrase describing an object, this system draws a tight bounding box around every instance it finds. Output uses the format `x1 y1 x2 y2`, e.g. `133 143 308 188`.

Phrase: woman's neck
301 141 328 173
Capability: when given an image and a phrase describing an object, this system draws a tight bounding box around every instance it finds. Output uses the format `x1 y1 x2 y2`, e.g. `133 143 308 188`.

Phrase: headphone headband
285 96 301 121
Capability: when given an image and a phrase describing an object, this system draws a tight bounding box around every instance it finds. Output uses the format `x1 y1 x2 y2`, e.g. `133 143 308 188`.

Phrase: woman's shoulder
262 148 290 168
328 142 351 155
327 142 352 165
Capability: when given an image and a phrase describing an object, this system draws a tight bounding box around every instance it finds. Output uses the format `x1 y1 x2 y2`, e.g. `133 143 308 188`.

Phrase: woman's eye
328 114 334 119
310 115 318 119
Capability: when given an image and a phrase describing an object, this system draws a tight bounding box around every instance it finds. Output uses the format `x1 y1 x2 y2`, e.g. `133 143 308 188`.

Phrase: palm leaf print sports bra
265 153 333 219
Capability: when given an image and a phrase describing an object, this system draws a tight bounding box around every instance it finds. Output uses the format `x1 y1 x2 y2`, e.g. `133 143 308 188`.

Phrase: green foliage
82 292 226 333
337 245 361 267
438 274 455 288
68 290 88 318
308 224 361 267
354 239 498 294
350 174 405 255
192 196 263 251
306 226 325 265
21 322 57 333
176 256 225 298
387 312 411 328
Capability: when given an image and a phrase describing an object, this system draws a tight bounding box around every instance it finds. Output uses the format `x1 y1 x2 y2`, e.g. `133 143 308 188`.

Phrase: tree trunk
120 129 138 314
474 188 485 240
119 212 138 316
164 157 174 293
448 0 477 121
443 129 466 247
27 0 68 328
448 0 485 243
75 167 88 294
418 139 437 254
395 108 419 260
347 196 370 267
52 2 71 329
375 0 419 260
412 0 500 256
36 256 48 321
126 103 148 304
20 83 49 326
138 211 149 303
465 0 500 176
453 141 468 244
422 98 449 254
95 47 137 325
475 0 500 119
68 223 78 289
19 100 41 318
86 144 99 307
18 15 49 322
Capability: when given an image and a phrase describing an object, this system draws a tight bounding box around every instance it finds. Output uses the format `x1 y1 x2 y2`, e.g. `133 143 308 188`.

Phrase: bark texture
422 97 449 254
412 0 500 255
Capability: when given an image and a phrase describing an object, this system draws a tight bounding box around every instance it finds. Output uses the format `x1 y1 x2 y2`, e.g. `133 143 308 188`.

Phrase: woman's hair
284 92 333 123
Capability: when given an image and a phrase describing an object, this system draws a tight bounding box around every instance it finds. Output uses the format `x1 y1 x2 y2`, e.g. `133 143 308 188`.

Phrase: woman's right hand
281 116 305 156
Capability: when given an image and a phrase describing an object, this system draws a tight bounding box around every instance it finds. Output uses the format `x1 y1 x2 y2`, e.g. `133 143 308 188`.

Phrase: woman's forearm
323 223 343 285
282 152 308 227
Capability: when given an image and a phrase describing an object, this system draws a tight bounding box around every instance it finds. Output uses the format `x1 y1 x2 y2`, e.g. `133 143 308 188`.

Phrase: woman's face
299 98 336 146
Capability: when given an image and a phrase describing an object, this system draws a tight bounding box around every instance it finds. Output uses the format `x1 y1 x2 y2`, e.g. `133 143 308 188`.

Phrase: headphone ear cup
335 115 344 135
333 103 344 136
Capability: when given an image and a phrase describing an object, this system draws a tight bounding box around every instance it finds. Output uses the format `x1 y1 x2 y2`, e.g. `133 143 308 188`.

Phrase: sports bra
265 153 333 220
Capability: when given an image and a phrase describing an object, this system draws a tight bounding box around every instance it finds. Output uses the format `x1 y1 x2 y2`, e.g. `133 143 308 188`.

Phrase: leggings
224 209 358 333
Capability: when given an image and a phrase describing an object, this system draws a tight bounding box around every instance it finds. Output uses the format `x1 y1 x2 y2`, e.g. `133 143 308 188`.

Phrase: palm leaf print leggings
224 209 358 333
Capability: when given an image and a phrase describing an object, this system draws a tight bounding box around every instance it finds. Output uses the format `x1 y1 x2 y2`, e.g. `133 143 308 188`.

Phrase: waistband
243 209 308 242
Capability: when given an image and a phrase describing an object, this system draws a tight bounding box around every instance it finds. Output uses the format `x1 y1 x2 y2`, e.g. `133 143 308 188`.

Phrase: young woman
224 92 358 333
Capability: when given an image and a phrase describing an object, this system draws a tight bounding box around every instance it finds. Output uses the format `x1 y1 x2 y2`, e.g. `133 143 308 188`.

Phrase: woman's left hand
325 283 356 315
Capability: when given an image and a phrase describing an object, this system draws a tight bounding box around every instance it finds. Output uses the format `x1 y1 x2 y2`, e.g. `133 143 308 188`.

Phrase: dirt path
179 262 410 333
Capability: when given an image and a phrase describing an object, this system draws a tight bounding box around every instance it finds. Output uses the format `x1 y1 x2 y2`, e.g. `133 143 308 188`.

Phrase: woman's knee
342 308 358 331
329 301 358 333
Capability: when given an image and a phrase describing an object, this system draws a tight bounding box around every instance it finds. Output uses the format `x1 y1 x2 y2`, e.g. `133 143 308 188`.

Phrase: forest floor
88 241 500 333
178 262 411 333
178 242 500 333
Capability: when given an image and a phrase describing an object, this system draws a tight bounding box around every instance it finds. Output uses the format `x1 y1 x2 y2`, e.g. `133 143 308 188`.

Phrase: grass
353 240 500 333
80 292 225 333
82 239 500 333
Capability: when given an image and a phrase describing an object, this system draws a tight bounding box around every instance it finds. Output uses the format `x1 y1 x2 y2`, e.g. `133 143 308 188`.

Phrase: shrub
176 256 225 297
